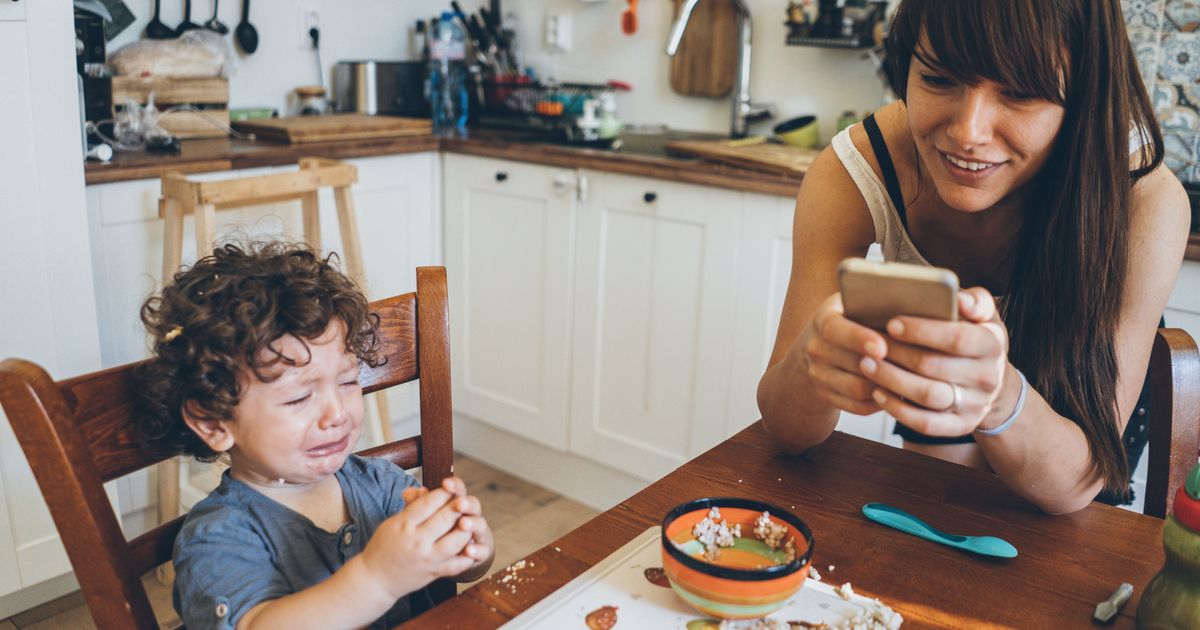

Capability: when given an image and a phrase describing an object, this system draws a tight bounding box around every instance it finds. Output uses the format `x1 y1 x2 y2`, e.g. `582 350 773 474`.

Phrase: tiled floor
0 453 598 628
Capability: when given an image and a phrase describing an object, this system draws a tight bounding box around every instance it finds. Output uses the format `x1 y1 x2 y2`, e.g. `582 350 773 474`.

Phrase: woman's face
905 53 1066 213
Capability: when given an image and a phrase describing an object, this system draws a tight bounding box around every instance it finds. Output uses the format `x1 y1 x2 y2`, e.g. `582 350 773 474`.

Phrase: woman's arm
866 163 1190 513
757 142 879 453
979 163 1190 512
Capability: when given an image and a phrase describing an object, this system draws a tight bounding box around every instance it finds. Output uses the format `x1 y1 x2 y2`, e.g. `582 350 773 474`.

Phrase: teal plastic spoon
861 503 1018 558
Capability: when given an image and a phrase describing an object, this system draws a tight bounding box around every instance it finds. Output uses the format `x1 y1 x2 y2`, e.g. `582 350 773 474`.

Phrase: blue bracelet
975 369 1028 437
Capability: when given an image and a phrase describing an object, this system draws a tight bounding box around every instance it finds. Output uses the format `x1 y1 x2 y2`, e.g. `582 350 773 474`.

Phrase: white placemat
501 526 894 629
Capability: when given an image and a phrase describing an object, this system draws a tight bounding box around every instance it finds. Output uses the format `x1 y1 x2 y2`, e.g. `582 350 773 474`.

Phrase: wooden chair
0 267 455 629
1145 327 1200 518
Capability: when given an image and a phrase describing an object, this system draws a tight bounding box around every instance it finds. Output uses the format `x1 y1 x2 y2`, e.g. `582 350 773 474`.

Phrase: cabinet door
570 172 741 481
443 154 576 451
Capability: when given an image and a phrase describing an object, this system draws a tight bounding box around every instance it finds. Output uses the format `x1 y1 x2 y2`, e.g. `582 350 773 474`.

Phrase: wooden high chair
157 158 395 541
0 269 456 629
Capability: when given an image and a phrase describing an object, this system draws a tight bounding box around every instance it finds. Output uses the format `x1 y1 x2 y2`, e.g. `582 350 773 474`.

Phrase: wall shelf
784 34 873 49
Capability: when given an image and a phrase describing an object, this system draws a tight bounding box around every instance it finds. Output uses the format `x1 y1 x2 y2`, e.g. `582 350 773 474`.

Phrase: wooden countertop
83 133 805 198
84 134 1200 261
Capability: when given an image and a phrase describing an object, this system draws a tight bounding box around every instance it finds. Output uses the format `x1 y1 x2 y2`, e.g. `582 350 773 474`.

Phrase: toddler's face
222 320 365 487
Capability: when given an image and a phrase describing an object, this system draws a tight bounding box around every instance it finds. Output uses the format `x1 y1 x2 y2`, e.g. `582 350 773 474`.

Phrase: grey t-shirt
172 454 423 629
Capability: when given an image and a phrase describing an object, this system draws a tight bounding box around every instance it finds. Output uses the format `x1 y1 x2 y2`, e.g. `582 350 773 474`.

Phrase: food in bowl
661 498 814 620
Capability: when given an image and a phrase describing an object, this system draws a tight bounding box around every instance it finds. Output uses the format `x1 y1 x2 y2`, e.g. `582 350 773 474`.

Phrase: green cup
774 115 819 149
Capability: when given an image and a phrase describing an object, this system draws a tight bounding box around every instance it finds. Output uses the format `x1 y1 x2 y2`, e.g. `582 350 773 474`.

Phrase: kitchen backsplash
1126 0 1200 183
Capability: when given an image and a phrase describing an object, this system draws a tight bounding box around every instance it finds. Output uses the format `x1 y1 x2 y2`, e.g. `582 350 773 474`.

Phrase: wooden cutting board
231 114 432 143
670 0 738 97
664 138 819 176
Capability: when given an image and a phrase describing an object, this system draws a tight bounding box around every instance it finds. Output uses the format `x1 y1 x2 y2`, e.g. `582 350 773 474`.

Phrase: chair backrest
1145 327 1200 518
0 266 454 629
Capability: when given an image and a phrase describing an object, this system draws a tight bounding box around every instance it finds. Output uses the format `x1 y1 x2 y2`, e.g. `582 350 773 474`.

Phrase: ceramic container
661 497 814 620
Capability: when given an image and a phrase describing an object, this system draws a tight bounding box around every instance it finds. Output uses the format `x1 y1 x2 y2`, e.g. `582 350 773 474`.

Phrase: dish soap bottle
1136 465 1200 628
597 92 622 141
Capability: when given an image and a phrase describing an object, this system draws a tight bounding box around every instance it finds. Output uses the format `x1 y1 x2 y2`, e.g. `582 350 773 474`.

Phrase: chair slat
1147 328 1200 518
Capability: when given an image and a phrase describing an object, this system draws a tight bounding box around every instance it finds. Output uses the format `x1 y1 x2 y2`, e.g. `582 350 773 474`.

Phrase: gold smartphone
837 258 959 331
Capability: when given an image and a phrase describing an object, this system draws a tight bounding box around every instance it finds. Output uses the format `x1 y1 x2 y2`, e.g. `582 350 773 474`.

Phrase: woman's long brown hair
884 0 1164 498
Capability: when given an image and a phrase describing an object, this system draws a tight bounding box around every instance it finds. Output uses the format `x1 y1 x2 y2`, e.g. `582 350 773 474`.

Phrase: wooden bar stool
156 158 395 541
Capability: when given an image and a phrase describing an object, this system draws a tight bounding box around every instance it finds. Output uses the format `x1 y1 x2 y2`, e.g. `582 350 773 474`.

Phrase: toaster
332 61 429 117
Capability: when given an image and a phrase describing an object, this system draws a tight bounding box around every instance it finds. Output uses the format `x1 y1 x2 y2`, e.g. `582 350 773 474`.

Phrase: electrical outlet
545 11 572 52
298 3 320 50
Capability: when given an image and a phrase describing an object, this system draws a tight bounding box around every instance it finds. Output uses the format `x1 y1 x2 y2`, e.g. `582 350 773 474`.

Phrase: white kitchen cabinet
442 154 576 451
569 172 741 482
0 0 108 614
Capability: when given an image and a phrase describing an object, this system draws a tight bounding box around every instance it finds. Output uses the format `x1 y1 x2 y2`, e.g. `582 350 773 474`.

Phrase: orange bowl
661 498 814 620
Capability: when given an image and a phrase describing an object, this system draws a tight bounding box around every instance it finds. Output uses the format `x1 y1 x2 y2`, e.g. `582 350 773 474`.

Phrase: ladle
205 0 229 35
235 0 258 54
175 0 202 35
144 0 174 39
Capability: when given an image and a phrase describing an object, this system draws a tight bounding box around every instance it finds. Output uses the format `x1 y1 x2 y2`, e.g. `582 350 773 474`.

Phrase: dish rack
475 78 616 146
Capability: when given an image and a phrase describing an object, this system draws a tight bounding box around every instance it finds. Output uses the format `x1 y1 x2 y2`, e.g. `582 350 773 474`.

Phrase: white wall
509 0 893 142
108 0 891 142
108 0 447 115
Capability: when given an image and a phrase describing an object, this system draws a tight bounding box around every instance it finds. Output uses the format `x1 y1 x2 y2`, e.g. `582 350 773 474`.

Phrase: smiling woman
756 0 1192 515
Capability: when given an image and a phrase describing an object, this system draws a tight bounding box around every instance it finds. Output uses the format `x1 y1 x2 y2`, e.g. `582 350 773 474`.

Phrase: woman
756 0 1189 514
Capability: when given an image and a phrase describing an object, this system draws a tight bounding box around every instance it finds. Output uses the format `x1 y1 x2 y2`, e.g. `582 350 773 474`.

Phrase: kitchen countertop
82 133 1200 261
83 132 806 198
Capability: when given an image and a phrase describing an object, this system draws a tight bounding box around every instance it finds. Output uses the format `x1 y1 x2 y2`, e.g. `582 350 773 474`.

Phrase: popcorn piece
692 507 742 561
808 566 822 581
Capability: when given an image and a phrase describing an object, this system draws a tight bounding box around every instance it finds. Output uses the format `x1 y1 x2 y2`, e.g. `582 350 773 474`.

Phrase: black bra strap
862 114 908 230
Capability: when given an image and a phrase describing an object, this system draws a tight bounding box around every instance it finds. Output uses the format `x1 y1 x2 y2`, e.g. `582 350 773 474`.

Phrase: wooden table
401 422 1166 628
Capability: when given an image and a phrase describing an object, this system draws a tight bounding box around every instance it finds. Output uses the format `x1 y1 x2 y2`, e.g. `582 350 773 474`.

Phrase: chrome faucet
666 0 773 138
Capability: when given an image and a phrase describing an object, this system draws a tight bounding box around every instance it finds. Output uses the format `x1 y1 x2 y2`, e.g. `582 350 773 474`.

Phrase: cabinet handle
643 192 657 203
495 172 508 182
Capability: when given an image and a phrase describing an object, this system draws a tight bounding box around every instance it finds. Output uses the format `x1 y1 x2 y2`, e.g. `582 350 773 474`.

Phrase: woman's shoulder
1130 163 1190 243
843 101 917 182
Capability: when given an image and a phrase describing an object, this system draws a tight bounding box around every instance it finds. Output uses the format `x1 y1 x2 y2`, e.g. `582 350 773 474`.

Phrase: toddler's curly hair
135 242 382 461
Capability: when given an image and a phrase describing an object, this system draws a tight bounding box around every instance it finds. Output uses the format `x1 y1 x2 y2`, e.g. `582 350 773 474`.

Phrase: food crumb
808 566 822 581
835 582 855 600
828 565 835 572
555 546 561 552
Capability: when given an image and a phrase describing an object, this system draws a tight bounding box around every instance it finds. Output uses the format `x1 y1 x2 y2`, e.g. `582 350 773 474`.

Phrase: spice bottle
1136 465 1200 628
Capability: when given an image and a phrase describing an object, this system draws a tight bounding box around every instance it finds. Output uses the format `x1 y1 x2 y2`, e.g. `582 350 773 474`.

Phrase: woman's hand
859 287 1013 436
799 292 892 416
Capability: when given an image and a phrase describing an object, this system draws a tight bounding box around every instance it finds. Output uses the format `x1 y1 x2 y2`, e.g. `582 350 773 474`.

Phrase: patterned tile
1126 0 1165 30
1158 32 1200 83
1157 83 1200 132
1130 29 1162 88
1164 0 1200 32
1164 132 1200 182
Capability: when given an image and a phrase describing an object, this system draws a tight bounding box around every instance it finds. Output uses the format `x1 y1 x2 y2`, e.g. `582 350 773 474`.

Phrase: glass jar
295 86 328 116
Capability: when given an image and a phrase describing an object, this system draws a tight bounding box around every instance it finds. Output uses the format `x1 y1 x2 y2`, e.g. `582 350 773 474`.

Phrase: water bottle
429 11 468 138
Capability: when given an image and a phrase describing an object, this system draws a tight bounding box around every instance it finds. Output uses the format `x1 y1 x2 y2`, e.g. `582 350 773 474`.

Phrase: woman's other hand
860 287 1016 436
801 292 892 416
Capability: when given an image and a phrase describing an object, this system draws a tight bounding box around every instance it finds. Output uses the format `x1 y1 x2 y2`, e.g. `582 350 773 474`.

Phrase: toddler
135 242 493 629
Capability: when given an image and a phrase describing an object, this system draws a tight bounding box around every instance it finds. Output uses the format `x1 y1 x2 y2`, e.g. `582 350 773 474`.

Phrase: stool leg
301 191 322 251
157 197 184 586
333 184 395 443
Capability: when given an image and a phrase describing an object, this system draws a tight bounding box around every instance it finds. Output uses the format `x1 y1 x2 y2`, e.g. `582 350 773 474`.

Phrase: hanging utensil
622 0 638 35
144 0 175 39
205 0 229 34
176 0 202 35
235 0 258 54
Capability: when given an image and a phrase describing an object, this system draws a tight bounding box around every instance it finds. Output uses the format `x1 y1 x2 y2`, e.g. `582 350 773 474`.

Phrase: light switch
545 11 572 52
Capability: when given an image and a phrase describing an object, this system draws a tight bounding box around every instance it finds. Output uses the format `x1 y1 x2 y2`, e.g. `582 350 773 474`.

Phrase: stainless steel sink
613 125 729 158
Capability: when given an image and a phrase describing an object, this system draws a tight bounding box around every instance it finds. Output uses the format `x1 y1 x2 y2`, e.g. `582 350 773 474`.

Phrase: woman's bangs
915 1 1067 104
